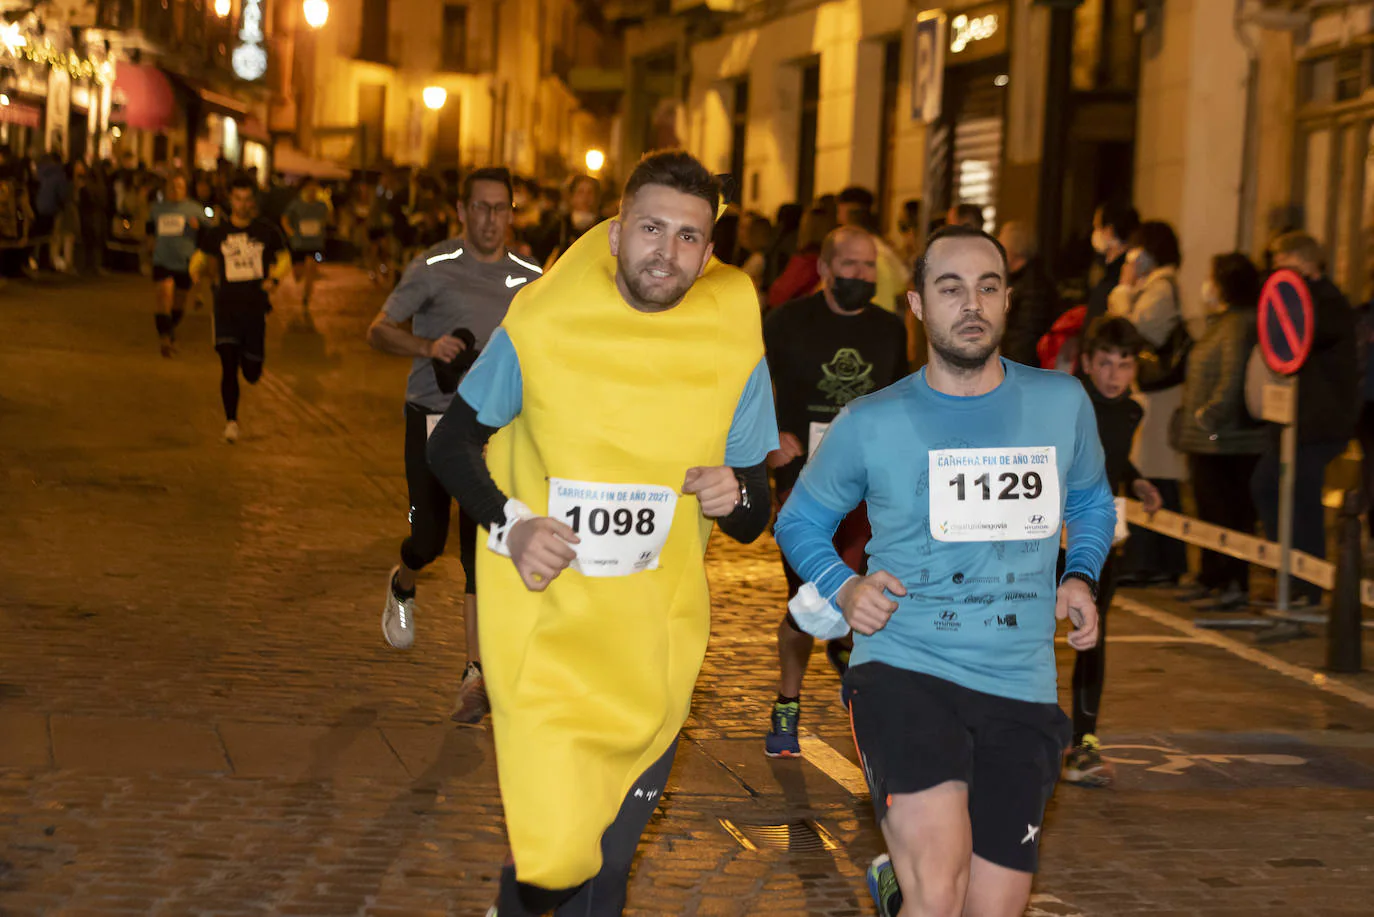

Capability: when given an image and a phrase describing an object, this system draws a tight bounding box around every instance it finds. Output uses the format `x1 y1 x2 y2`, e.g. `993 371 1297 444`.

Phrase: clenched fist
682 466 740 519
836 571 907 636
508 516 580 592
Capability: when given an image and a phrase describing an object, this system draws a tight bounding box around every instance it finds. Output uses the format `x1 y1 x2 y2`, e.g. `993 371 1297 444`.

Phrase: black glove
431 327 479 394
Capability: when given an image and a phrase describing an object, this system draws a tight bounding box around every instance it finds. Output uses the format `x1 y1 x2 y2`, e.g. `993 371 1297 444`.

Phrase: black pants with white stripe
401 402 477 593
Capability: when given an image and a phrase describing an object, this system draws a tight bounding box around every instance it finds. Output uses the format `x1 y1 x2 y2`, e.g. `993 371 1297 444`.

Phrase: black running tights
497 739 678 916
217 344 262 422
1071 554 1116 745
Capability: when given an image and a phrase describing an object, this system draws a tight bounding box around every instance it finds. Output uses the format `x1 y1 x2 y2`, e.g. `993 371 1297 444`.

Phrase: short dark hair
230 176 256 194
1084 316 1146 359
1096 200 1139 242
1131 220 1181 268
622 150 720 224
1270 231 1324 270
462 166 514 204
913 224 1009 293
1211 252 1261 311
951 203 985 228
837 186 875 210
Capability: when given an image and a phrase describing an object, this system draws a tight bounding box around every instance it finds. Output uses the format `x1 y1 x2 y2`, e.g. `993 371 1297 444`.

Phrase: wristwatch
733 470 751 513
1060 571 1099 601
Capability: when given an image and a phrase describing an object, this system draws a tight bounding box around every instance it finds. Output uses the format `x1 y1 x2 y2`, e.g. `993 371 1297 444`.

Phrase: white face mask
1091 228 1113 255
1201 279 1222 313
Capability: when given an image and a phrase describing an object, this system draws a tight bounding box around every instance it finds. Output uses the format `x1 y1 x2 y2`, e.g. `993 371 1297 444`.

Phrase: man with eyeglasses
367 166 542 724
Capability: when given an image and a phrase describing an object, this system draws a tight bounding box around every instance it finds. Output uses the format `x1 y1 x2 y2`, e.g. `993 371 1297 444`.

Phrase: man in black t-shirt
191 176 291 443
762 226 908 759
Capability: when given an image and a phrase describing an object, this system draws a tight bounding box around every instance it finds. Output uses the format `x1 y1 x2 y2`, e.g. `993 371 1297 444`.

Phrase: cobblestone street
2 267 1373 916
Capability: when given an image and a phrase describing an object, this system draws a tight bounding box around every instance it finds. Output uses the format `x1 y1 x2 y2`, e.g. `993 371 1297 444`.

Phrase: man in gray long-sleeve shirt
366 166 542 723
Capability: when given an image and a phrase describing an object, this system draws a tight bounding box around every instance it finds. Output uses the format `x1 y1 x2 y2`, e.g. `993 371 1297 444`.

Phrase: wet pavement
1 267 1372 916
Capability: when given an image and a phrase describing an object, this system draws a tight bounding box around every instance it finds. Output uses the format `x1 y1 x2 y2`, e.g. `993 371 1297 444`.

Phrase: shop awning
111 62 176 131
0 101 41 129
272 144 351 180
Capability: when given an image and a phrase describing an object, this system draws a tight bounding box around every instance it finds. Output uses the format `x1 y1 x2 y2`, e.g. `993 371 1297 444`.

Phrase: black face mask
830 276 876 311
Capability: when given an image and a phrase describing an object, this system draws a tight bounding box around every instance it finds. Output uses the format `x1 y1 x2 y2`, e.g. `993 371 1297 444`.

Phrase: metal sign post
1274 377 1298 617
1196 272 1314 634
1258 271 1317 634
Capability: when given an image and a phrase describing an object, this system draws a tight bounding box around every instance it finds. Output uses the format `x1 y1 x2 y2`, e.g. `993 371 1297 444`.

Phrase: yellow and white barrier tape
1118 499 1362 600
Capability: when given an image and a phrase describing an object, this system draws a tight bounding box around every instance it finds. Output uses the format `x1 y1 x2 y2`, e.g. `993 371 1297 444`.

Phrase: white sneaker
223 421 239 444
382 565 416 649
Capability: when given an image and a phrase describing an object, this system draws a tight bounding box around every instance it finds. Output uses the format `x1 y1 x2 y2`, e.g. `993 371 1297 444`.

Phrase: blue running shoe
763 700 802 758
866 854 903 917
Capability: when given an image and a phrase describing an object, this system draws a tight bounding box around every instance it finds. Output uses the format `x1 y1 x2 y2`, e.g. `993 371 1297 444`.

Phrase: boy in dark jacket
1062 317 1163 787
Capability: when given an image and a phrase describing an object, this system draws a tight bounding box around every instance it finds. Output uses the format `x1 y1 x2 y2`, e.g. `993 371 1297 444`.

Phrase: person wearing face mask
759 226 908 759
1087 201 1140 325
540 174 602 269
1107 220 1191 587
1171 253 1269 611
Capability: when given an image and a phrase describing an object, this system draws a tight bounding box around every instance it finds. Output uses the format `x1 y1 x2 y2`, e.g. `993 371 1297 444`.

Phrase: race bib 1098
546 477 678 577
928 446 1060 542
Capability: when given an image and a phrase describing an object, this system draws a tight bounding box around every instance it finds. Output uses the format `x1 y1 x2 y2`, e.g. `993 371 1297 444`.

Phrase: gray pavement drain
718 818 839 853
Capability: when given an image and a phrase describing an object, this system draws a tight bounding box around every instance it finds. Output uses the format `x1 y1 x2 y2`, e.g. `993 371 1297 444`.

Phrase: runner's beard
618 253 695 310
929 320 1003 372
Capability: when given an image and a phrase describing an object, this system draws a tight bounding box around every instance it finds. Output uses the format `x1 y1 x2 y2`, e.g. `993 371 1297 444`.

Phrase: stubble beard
618 253 695 311
929 323 1002 373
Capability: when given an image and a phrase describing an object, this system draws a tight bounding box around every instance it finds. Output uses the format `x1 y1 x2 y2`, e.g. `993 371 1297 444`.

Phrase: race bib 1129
928 447 1060 542
547 477 677 577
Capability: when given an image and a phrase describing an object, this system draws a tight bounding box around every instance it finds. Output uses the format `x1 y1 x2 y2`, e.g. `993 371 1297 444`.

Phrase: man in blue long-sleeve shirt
774 224 1116 917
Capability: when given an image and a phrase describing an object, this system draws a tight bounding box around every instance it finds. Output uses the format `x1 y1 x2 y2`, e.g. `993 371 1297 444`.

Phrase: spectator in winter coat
1174 253 1269 610
1252 232 1358 607
999 221 1064 366
1108 220 1192 585
1087 200 1140 325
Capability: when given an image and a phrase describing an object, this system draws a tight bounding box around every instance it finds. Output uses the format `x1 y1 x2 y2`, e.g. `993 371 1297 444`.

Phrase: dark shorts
290 249 323 265
153 265 193 290
214 308 267 361
367 227 388 242
843 662 1071 873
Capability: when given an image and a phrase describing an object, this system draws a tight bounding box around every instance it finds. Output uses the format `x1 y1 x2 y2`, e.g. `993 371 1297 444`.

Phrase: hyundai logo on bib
1028 514 1045 525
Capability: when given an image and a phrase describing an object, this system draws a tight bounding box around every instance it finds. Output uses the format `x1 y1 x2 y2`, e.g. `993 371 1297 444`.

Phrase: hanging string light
1 32 114 84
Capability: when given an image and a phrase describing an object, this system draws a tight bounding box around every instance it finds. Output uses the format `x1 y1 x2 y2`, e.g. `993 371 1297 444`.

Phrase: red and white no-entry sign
1258 269 1315 375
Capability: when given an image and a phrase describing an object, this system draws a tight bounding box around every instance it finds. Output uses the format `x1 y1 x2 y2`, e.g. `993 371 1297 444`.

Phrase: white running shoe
223 421 240 444
382 565 416 649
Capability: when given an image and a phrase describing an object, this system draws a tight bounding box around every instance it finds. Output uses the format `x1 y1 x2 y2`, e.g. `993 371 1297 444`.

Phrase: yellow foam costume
478 221 763 889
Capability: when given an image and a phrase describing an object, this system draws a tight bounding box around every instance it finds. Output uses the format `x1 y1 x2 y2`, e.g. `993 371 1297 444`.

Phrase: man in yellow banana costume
428 151 778 915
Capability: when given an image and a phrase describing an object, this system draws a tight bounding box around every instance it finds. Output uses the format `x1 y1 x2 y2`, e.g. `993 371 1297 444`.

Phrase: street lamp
585 149 605 173
213 0 230 17
422 86 447 111
302 0 329 29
